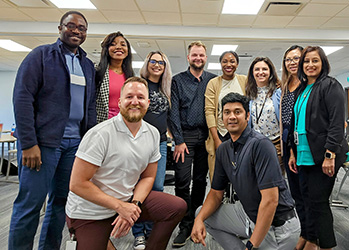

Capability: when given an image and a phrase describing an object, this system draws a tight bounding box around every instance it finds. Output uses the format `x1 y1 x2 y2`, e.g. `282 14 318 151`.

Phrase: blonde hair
139 51 172 106
188 41 207 54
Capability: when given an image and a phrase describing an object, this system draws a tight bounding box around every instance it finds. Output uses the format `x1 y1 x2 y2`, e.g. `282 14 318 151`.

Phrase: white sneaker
133 236 146 250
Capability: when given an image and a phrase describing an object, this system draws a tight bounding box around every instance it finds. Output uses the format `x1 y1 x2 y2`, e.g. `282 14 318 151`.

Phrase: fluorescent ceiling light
0 39 31 52
132 61 144 69
222 0 264 15
208 63 222 70
49 0 96 9
321 46 343 56
211 45 238 56
131 46 137 54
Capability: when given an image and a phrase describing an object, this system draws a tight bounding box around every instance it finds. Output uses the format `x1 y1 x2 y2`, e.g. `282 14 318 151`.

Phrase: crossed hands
111 201 141 238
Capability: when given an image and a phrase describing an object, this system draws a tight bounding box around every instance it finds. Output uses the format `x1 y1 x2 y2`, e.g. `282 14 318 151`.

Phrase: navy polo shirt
212 126 294 223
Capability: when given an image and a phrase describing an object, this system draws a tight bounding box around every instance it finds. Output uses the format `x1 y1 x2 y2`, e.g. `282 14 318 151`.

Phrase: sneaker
133 236 146 250
172 228 191 248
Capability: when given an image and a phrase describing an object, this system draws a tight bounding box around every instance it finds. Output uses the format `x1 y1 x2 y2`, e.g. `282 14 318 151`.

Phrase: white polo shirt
66 113 161 220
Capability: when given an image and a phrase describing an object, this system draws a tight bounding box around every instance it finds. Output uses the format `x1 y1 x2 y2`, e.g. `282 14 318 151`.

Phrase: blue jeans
9 138 80 250
132 141 167 237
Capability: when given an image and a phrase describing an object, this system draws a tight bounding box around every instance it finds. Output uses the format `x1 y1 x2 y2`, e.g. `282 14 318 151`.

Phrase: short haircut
219 51 239 65
121 76 148 95
60 11 88 26
188 41 206 54
221 92 250 114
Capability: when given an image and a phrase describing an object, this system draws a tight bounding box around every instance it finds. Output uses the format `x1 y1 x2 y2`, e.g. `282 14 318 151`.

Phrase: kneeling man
66 77 186 250
191 93 300 250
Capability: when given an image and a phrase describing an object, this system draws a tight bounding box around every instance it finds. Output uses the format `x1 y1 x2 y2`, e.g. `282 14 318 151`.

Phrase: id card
65 241 77 250
294 131 299 145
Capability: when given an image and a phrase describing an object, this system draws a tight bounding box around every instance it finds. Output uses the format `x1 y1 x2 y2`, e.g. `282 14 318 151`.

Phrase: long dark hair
297 46 330 92
246 57 280 99
95 31 134 87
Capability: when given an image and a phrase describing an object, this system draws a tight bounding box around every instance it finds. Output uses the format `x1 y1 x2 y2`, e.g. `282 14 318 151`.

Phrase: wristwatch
324 151 336 159
131 200 142 209
246 240 258 250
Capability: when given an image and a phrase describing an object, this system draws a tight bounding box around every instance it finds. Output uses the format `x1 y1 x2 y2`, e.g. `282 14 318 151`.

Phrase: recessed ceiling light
222 0 264 15
0 39 31 52
211 45 238 56
132 61 144 69
321 46 343 56
207 63 222 70
49 0 96 9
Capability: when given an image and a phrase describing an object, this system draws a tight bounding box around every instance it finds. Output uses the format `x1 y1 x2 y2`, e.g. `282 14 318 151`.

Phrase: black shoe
172 228 191 248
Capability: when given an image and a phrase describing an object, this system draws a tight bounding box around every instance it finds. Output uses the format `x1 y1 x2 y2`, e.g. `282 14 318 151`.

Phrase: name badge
294 131 299 145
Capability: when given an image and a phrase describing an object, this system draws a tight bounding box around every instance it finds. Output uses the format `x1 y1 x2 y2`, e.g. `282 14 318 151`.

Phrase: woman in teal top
289 46 348 250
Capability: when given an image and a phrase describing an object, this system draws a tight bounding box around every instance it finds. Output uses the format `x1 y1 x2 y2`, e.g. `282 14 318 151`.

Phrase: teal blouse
294 83 315 166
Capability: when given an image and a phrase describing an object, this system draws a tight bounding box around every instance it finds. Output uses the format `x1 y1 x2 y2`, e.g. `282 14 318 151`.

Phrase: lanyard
255 95 268 125
295 85 313 130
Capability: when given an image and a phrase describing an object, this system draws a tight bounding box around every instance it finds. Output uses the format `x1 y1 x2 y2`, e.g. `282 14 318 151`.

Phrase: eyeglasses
62 23 87 33
284 56 300 64
149 59 166 66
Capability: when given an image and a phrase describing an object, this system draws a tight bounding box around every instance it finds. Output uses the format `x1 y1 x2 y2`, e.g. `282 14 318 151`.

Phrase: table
0 134 17 174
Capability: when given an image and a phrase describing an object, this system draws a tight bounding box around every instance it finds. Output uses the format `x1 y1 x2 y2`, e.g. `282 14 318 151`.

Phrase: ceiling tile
135 0 180 12
180 0 223 14
0 1 11 7
79 10 109 23
0 7 33 21
142 12 181 25
218 15 256 27
91 0 139 11
298 3 347 17
182 13 219 26
321 17 349 28
310 0 349 3
287 16 330 28
336 5 349 16
101 10 145 24
156 40 186 59
17 8 63 22
253 16 294 28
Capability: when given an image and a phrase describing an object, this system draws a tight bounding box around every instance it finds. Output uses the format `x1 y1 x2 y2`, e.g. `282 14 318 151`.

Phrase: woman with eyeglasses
205 51 246 180
289 46 348 250
95 31 134 123
280 45 307 250
246 57 284 174
131 51 172 250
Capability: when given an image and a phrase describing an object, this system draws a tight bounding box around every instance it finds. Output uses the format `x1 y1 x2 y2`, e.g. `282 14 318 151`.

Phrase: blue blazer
13 39 96 150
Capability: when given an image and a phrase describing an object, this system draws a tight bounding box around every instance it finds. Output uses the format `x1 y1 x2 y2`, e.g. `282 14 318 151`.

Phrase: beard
120 105 147 123
189 61 205 71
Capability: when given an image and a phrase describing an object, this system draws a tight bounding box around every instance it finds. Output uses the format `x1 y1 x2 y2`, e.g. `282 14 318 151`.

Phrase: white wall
0 71 16 131
335 72 349 89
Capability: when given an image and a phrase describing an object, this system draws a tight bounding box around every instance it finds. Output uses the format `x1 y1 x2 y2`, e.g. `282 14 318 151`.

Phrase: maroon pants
66 191 186 250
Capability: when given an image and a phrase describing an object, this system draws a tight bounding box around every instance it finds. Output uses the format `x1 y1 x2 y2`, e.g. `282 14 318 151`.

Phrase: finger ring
329 170 332 174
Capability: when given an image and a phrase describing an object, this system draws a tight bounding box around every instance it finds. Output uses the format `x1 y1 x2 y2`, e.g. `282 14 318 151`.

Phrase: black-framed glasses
149 59 166 66
284 56 300 64
63 23 87 33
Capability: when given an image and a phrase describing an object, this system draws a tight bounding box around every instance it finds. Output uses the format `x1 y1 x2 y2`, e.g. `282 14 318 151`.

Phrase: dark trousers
298 163 339 248
283 141 307 239
175 129 208 231
66 191 186 250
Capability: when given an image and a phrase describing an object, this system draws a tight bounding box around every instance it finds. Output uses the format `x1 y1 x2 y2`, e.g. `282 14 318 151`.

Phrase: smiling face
285 49 301 77
147 53 165 82
108 36 129 62
253 61 270 87
221 53 238 80
187 45 207 71
303 50 322 84
223 102 249 141
58 14 87 53
119 81 149 123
